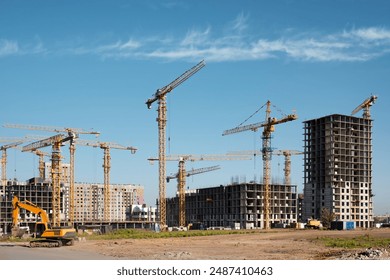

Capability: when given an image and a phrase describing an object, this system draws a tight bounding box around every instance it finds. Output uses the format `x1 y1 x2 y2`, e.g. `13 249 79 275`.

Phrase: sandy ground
64 227 390 260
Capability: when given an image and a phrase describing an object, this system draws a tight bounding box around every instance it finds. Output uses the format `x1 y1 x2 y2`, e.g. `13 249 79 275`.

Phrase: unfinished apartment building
44 163 145 221
0 176 145 233
166 182 298 229
73 182 144 222
303 114 373 228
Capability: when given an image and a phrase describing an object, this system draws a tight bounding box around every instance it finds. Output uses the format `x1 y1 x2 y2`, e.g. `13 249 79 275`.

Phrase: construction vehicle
305 219 322 229
12 196 76 247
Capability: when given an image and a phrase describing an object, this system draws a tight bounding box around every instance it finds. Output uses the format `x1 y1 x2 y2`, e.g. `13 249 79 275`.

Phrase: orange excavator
12 196 76 247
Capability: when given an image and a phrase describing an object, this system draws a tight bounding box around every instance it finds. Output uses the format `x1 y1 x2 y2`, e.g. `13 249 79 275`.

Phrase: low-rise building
166 183 298 229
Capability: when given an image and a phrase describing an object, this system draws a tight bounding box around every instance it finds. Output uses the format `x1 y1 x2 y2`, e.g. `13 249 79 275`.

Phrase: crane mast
33 150 50 179
76 139 137 222
272 150 303 185
1 141 24 187
145 60 205 229
223 100 297 230
0 136 48 188
22 134 73 226
167 164 220 227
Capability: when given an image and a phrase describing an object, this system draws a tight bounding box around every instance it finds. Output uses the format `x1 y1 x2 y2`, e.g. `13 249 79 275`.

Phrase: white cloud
181 28 211 46
344 27 390 41
133 25 390 62
231 12 249 33
2 19 390 63
0 39 19 57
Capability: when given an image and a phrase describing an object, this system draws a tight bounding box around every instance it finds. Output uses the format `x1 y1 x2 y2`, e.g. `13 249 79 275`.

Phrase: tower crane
228 149 303 185
0 136 49 186
16 148 50 179
351 95 378 119
272 150 303 185
22 134 73 227
1 141 24 187
75 139 137 222
167 165 221 183
148 153 251 227
145 60 206 229
223 100 298 230
167 165 220 227
31 150 51 179
3 123 100 224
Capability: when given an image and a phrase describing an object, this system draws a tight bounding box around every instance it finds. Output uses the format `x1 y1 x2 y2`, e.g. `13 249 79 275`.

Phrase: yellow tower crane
22 134 73 227
228 149 303 185
148 153 251 227
76 139 137 222
272 150 303 185
1 141 24 187
167 165 220 227
0 136 48 187
3 123 100 224
145 60 206 229
223 100 298 230
351 95 378 119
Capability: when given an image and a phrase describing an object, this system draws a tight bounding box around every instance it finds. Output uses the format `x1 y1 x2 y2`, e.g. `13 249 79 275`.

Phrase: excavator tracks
29 238 74 248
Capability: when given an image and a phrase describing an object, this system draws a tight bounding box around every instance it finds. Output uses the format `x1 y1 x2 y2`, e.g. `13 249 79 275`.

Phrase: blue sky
1 0 389 215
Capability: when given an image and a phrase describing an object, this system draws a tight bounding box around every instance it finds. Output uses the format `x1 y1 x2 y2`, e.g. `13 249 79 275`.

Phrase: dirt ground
68 227 390 260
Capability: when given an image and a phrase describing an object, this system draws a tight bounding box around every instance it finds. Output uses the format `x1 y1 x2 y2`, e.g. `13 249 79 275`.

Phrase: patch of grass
319 234 390 249
86 229 259 240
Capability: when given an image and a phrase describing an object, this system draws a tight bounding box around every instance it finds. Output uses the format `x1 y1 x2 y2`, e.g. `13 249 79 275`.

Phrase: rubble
338 247 390 260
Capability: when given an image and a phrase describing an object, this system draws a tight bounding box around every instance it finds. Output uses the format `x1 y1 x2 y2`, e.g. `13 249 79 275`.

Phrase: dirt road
70 227 390 260
1 228 389 260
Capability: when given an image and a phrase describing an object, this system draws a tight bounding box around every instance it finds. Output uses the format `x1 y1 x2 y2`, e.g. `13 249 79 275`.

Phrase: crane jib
145 60 205 108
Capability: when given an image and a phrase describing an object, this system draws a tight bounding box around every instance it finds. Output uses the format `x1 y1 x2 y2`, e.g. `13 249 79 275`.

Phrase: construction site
0 61 381 250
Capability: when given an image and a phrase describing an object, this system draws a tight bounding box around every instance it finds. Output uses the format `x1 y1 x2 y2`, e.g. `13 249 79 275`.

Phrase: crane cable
236 101 267 127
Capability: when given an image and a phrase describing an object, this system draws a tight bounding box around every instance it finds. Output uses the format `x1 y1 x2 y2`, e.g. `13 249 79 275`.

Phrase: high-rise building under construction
303 114 373 228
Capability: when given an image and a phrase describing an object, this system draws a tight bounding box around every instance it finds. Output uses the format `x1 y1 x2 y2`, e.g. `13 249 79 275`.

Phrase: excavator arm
12 196 50 228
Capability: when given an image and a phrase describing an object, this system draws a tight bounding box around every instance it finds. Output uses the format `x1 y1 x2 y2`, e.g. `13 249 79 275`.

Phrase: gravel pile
339 247 390 260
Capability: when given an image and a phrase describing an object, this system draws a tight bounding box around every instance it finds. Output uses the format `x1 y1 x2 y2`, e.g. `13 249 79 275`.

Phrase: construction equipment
223 100 298 230
167 165 220 227
145 60 206 229
12 195 76 247
167 165 221 183
76 139 137 221
22 134 73 227
272 150 303 185
29 150 51 179
1 141 24 187
0 136 52 186
228 149 303 185
351 95 378 119
305 219 322 229
3 124 100 224
0 136 49 187
148 153 251 227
